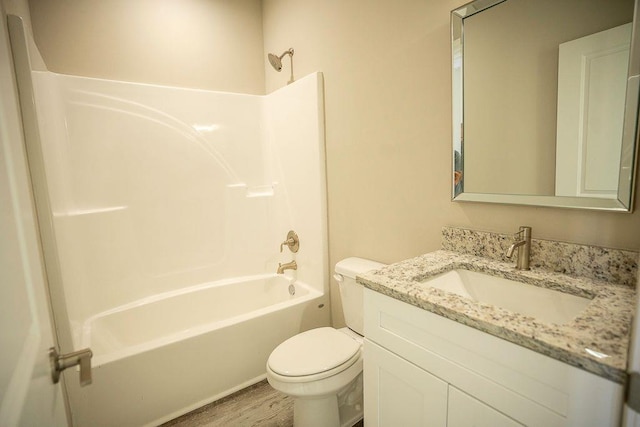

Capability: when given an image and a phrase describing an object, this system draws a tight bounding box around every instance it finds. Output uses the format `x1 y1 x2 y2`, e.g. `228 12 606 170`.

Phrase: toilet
266 257 385 427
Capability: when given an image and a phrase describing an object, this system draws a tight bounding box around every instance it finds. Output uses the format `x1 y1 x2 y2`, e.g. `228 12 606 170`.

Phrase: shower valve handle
279 230 299 253
280 239 293 252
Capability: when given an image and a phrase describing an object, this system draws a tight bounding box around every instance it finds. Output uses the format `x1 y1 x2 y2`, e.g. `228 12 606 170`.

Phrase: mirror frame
451 0 640 212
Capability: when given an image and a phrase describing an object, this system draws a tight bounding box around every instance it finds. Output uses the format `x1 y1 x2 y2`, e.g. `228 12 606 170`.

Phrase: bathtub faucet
277 260 297 274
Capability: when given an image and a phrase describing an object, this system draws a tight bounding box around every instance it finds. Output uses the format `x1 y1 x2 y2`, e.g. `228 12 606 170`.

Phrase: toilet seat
267 327 361 381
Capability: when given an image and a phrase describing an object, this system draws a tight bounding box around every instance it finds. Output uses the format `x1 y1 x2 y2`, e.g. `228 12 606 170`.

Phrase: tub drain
288 284 296 295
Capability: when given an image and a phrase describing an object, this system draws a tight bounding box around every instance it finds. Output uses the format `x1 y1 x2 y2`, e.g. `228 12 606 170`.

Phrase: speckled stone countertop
358 250 636 383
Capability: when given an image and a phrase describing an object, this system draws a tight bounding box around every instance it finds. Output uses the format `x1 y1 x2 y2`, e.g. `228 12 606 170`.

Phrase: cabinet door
448 386 523 427
364 339 448 427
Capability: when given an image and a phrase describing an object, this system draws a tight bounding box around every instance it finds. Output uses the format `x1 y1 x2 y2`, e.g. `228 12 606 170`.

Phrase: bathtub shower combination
20 38 328 425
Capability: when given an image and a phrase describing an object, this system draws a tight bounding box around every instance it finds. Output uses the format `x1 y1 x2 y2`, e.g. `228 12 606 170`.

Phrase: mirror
452 0 640 211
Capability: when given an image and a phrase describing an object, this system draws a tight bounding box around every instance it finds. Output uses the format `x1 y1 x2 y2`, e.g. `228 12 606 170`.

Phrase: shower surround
30 71 329 426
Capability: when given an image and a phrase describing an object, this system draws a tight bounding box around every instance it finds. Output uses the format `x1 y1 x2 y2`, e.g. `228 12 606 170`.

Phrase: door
364 339 448 427
555 23 632 198
0 8 68 427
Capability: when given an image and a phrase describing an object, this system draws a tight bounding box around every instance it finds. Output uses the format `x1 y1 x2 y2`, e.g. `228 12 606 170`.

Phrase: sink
421 269 592 324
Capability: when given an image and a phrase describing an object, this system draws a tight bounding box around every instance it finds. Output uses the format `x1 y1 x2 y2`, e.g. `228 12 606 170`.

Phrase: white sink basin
421 269 592 324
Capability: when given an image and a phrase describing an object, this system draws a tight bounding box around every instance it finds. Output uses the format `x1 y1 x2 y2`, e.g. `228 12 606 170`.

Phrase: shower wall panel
31 72 327 347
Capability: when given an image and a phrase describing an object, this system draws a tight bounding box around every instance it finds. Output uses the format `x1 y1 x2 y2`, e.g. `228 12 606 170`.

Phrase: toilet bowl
266 257 385 427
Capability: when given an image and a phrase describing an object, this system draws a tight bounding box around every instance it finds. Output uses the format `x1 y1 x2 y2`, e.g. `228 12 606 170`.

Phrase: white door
364 339 448 427
555 23 632 198
0 8 68 427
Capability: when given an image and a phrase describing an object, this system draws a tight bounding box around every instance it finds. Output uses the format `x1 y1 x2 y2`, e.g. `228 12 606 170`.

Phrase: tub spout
277 260 297 274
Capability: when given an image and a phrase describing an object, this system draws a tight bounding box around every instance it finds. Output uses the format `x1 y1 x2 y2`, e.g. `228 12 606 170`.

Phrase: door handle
49 347 93 386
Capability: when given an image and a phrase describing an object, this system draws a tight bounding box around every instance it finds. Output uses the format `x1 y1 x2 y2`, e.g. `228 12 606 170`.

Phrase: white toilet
266 257 385 427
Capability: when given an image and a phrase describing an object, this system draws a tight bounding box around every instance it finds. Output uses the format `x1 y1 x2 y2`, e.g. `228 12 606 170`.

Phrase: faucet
277 260 297 274
505 226 531 270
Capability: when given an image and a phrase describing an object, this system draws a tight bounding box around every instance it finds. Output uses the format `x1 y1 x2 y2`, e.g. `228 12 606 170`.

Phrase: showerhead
268 53 283 71
268 48 294 72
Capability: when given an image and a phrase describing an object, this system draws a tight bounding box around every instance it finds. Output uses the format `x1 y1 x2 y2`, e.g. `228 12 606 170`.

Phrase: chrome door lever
49 347 93 386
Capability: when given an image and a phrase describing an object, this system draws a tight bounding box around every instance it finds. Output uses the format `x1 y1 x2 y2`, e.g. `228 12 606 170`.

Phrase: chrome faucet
506 226 531 270
277 260 297 274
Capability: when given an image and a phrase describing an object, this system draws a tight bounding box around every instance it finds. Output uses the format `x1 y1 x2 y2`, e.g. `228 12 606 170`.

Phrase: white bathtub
23 67 330 425
67 274 327 427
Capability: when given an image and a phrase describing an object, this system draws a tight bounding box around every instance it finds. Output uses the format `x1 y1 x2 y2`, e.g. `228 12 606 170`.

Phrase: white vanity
358 227 637 427
364 290 622 426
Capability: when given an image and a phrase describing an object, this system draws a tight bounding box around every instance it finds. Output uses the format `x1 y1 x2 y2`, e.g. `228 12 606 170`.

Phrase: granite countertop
357 250 636 384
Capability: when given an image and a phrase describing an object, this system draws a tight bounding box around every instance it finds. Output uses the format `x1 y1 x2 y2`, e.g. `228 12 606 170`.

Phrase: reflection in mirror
452 0 640 211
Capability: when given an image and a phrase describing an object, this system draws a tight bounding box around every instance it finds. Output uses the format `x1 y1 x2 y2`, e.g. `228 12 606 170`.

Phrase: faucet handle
521 226 532 238
279 230 299 253
279 239 292 252
513 226 531 239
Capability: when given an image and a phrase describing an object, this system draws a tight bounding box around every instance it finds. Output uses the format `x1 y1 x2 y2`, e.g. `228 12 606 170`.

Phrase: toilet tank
334 257 386 336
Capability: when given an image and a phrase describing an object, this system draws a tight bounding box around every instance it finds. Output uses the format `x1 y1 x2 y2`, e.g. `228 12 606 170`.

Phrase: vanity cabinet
365 341 522 427
448 386 522 427
363 289 624 427
365 338 448 426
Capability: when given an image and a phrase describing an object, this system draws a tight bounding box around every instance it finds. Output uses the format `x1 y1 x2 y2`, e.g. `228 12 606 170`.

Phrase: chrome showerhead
268 48 294 72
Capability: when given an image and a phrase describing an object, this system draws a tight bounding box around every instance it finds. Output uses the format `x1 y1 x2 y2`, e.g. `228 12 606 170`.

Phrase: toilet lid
268 327 360 377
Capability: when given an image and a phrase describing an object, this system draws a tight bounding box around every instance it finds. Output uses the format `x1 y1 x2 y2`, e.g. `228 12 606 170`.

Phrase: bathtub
66 274 327 427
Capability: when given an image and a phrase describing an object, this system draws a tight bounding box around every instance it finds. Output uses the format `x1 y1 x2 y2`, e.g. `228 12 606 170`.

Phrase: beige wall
21 0 640 328
262 0 640 326
28 0 266 94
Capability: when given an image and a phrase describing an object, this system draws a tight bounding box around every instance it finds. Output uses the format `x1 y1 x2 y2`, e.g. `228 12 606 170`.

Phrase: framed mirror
452 0 640 211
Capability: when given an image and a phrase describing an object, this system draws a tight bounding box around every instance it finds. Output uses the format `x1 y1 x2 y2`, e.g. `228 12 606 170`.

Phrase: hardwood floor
161 380 365 427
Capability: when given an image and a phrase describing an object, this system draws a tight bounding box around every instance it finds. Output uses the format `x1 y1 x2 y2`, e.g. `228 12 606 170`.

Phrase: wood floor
161 380 364 427
161 380 293 426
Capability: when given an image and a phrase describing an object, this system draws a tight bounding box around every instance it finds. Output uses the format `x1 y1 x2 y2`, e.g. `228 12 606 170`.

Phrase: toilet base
294 395 340 427
288 372 363 427
337 372 363 427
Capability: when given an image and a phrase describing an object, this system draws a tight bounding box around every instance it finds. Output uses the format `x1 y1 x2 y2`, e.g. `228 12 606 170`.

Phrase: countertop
357 250 636 383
